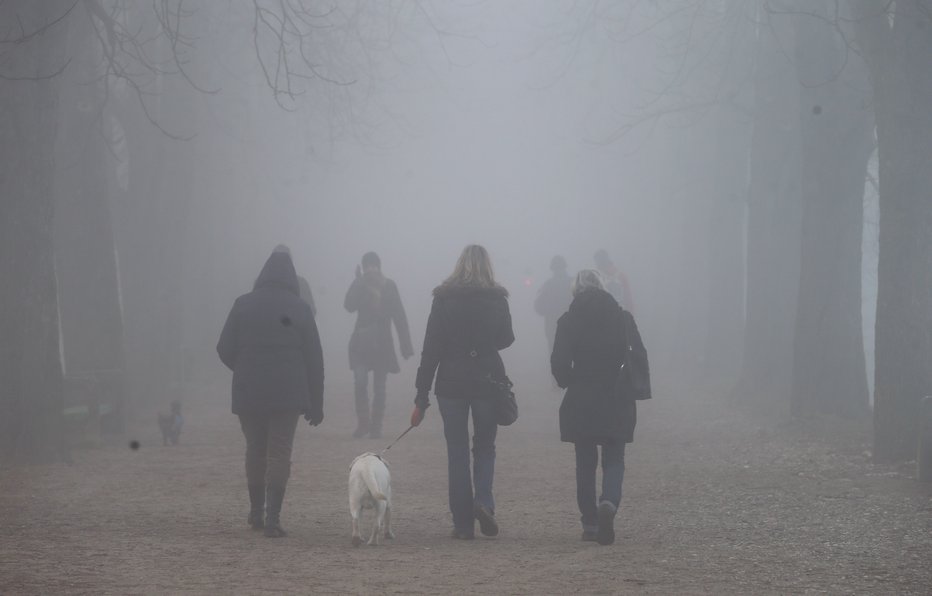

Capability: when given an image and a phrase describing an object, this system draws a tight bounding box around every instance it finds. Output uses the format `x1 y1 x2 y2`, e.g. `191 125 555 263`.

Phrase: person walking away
409 244 515 539
217 246 324 538
551 269 649 545
534 255 573 354
344 251 414 439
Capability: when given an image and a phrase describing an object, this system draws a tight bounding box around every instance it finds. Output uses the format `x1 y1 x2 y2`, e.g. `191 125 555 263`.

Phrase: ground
1 378 930 595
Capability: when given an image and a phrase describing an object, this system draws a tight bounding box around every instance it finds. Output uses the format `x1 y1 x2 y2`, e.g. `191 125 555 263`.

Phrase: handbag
616 310 651 401
487 373 518 426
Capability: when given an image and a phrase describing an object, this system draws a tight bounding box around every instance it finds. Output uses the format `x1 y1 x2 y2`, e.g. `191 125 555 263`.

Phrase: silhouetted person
217 247 324 538
594 249 635 313
551 269 649 545
344 251 413 439
410 244 515 540
534 255 573 354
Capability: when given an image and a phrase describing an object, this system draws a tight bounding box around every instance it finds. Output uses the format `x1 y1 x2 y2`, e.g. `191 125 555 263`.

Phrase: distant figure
594 249 635 313
344 251 414 439
410 244 515 540
157 400 183 446
551 269 649 545
270 244 317 316
217 247 324 537
534 255 573 353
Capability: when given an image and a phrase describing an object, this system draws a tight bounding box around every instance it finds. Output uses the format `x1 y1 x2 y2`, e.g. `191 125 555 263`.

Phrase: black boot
247 484 265 530
264 484 287 538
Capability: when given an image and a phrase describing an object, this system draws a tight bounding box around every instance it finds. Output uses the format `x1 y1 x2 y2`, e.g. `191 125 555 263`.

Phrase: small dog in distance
157 400 183 446
348 452 394 547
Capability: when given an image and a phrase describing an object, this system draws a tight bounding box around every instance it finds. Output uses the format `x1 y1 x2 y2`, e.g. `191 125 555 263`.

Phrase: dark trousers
353 367 388 432
239 412 300 489
438 395 497 532
574 441 625 531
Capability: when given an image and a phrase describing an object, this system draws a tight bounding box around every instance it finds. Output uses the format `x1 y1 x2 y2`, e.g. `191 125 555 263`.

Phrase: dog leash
380 424 415 455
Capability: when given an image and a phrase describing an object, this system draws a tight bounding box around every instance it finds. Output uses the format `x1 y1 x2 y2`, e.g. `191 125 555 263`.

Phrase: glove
410 406 425 427
304 410 323 426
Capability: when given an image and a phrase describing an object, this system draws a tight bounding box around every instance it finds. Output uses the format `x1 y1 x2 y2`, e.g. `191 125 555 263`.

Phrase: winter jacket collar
433 283 509 299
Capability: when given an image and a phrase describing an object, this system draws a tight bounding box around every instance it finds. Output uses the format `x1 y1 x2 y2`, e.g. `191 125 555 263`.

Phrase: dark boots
247 484 265 530
264 484 287 538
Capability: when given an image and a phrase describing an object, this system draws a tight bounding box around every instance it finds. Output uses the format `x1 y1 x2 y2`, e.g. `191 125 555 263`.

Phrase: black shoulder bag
615 309 651 401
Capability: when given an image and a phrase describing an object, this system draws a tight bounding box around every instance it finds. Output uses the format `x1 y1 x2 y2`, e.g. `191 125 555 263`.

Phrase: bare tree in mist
788 1 873 419
0 0 433 463
850 0 932 461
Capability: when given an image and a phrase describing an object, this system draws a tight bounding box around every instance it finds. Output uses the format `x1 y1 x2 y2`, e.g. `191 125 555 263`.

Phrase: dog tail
363 469 387 501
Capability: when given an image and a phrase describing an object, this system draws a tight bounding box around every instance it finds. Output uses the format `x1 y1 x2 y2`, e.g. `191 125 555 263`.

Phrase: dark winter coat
415 284 515 404
551 288 647 444
344 273 413 373
217 252 324 418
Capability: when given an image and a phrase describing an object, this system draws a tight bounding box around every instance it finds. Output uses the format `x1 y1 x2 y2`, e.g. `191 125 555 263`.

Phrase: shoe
474 504 499 537
581 529 597 542
450 528 475 540
368 429 382 440
596 501 616 545
352 426 368 439
247 510 264 531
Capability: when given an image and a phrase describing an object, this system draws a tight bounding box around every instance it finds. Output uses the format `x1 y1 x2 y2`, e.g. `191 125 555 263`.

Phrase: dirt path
2 379 930 595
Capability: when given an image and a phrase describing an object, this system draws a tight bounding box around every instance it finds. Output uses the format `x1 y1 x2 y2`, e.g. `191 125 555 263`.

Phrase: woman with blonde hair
551 269 649 545
410 244 515 539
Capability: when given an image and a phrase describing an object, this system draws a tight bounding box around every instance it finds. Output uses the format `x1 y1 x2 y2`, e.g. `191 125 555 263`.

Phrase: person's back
219 253 321 415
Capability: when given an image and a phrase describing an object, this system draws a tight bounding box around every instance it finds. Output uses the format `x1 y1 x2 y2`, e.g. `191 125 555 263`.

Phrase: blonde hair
572 269 605 296
441 244 498 289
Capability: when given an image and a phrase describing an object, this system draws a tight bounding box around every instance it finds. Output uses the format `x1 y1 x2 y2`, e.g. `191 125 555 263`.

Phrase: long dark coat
415 284 514 402
217 252 324 418
551 288 647 444
344 273 413 373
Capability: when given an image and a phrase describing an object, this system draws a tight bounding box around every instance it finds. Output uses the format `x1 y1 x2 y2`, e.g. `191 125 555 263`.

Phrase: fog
140 1 678 407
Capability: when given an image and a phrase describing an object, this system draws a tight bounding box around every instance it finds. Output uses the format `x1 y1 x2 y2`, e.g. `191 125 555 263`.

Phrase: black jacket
217 252 324 418
344 273 414 373
415 284 514 404
551 288 647 444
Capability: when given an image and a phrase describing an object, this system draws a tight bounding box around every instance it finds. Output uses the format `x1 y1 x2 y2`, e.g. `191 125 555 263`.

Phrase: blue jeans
438 395 498 532
575 441 625 531
353 367 388 432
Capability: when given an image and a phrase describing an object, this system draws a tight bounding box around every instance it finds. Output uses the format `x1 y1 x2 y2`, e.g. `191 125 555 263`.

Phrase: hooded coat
551 288 647 444
217 252 324 418
415 284 514 402
344 272 414 373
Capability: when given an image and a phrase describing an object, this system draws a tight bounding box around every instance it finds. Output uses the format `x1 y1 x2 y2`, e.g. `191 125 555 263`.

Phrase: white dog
348 452 394 547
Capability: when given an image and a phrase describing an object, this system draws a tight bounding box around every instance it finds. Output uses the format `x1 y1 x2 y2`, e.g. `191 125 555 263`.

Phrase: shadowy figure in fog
157 400 183 446
551 269 649 545
344 251 413 439
217 246 324 538
594 249 635 313
271 244 317 316
534 255 573 354
410 244 515 540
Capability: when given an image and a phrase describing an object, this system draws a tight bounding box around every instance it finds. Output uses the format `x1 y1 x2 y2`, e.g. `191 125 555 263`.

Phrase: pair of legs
574 440 625 542
239 411 300 537
437 395 498 537
353 366 388 438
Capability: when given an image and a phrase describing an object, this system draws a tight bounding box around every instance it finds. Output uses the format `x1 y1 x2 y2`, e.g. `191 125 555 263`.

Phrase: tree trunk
53 6 128 435
733 10 803 409
789 4 873 418
852 0 932 461
0 2 70 463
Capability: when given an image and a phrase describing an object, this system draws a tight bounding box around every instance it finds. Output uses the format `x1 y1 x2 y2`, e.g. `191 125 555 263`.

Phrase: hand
304 411 323 426
410 406 425 427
